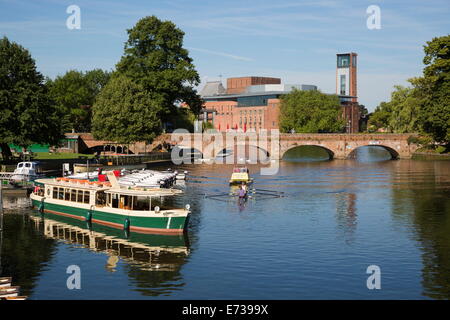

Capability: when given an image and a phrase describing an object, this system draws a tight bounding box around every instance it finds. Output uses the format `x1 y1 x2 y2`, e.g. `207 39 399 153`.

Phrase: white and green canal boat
30 172 190 235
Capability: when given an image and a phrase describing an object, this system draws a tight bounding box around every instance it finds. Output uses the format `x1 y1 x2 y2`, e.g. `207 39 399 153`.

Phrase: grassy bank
32 152 95 160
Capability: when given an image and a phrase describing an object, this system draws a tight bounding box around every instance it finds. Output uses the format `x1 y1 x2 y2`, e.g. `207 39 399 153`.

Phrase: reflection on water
29 214 189 272
1 153 450 299
283 145 331 162
335 192 357 245
349 146 393 162
2 196 32 210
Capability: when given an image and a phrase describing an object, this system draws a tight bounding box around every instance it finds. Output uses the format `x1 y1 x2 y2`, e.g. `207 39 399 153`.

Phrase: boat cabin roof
34 178 184 197
104 188 184 197
35 178 110 191
17 161 39 167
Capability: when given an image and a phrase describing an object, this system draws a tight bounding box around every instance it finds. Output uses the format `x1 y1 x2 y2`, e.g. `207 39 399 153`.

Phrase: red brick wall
226 77 281 94
204 98 282 132
204 101 238 131
342 102 360 133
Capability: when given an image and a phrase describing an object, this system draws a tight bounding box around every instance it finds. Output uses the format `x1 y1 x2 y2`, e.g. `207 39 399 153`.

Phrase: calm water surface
1 147 449 299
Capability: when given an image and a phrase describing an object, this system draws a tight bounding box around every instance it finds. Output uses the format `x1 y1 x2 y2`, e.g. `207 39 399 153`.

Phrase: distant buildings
198 53 361 133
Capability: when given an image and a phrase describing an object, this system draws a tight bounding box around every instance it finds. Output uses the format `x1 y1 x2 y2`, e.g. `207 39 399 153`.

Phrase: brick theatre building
198 53 361 133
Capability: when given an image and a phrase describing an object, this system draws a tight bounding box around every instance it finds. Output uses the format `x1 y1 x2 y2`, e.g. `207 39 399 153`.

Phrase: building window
337 54 350 68
340 75 346 95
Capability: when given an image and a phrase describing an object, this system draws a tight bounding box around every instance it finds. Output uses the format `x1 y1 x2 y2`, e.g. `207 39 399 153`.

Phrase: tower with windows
336 53 357 102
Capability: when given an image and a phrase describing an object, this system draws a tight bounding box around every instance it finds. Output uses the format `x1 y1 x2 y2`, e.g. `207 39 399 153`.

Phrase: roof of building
202 90 291 100
199 81 226 97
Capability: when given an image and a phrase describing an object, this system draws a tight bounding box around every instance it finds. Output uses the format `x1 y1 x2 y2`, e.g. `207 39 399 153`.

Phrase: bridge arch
282 144 335 161
347 145 400 160
214 145 270 161
171 145 203 160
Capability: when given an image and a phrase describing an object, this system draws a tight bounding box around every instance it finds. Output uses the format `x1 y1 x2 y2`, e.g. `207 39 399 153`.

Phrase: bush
407 135 432 145
436 146 446 154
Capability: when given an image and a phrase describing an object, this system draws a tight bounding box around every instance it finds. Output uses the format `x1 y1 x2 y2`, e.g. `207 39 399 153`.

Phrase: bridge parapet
163 132 420 160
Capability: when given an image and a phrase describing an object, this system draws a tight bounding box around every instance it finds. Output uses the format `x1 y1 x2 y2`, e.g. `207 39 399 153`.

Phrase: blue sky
0 0 449 111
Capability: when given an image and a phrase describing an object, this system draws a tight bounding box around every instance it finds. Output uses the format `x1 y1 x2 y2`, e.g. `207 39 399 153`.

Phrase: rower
241 182 247 195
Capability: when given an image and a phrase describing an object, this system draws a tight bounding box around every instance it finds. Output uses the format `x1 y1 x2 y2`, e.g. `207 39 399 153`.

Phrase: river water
1 147 449 299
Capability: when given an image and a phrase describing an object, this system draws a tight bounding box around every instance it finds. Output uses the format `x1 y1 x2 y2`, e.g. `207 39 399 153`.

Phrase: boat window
25 163 31 168
106 193 111 207
64 188 70 201
111 193 119 208
53 187 58 199
47 188 51 196
71 189 77 202
77 190 83 202
96 191 106 206
18 163 23 168
119 195 132 210
133 196 150 211
151 197 172 211
58 187 64 200
84 191 90 204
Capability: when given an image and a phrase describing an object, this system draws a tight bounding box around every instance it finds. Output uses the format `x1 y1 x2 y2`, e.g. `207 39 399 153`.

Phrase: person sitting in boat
237 185 247 200
241 182 247 194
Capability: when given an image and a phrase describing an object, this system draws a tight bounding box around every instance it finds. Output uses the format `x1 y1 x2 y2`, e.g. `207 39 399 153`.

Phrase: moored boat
0 286 20 298
0 277 12 288
30 172 190 235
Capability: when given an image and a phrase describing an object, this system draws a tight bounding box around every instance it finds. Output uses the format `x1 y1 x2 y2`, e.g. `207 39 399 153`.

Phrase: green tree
367 101 392 132
48 69 111 132
0 37 62 161
369 85 422 133
116 16 201 121
92 75 162 143
359 104 369 132
416 35 450 143
279 89 344 133
389 85 422 133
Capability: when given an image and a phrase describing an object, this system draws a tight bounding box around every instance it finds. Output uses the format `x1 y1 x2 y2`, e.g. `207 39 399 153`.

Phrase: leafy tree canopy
417 35 450 143
0 37 62 159
279 89 344 133
92 74 162 144
368 35 449 143
47 69 111 132
116 16 201 119
368 85 422 133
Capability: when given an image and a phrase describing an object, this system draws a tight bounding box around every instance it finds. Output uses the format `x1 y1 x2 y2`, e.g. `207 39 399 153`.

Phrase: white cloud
187 47 254 62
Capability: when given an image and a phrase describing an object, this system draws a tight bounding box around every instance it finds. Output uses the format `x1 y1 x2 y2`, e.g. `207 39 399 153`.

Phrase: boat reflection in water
29 211 190 273
1 196 32 211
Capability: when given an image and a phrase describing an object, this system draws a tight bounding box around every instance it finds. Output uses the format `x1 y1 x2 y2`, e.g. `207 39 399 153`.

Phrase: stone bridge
166 132 419 160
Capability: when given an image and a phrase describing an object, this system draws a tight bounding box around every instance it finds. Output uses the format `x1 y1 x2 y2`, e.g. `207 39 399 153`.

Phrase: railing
101 152 171 166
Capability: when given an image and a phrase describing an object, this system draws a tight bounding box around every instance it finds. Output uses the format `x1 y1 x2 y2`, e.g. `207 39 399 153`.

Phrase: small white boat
0 286 20 298
68 169 177 189
0 277 12 288
118 169 177 188
175 171 188 180
67 171 99 180
1 296 27 300
10 161 44 182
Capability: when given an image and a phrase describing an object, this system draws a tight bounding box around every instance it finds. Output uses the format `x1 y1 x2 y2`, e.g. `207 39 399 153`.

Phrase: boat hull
31 198 189 235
